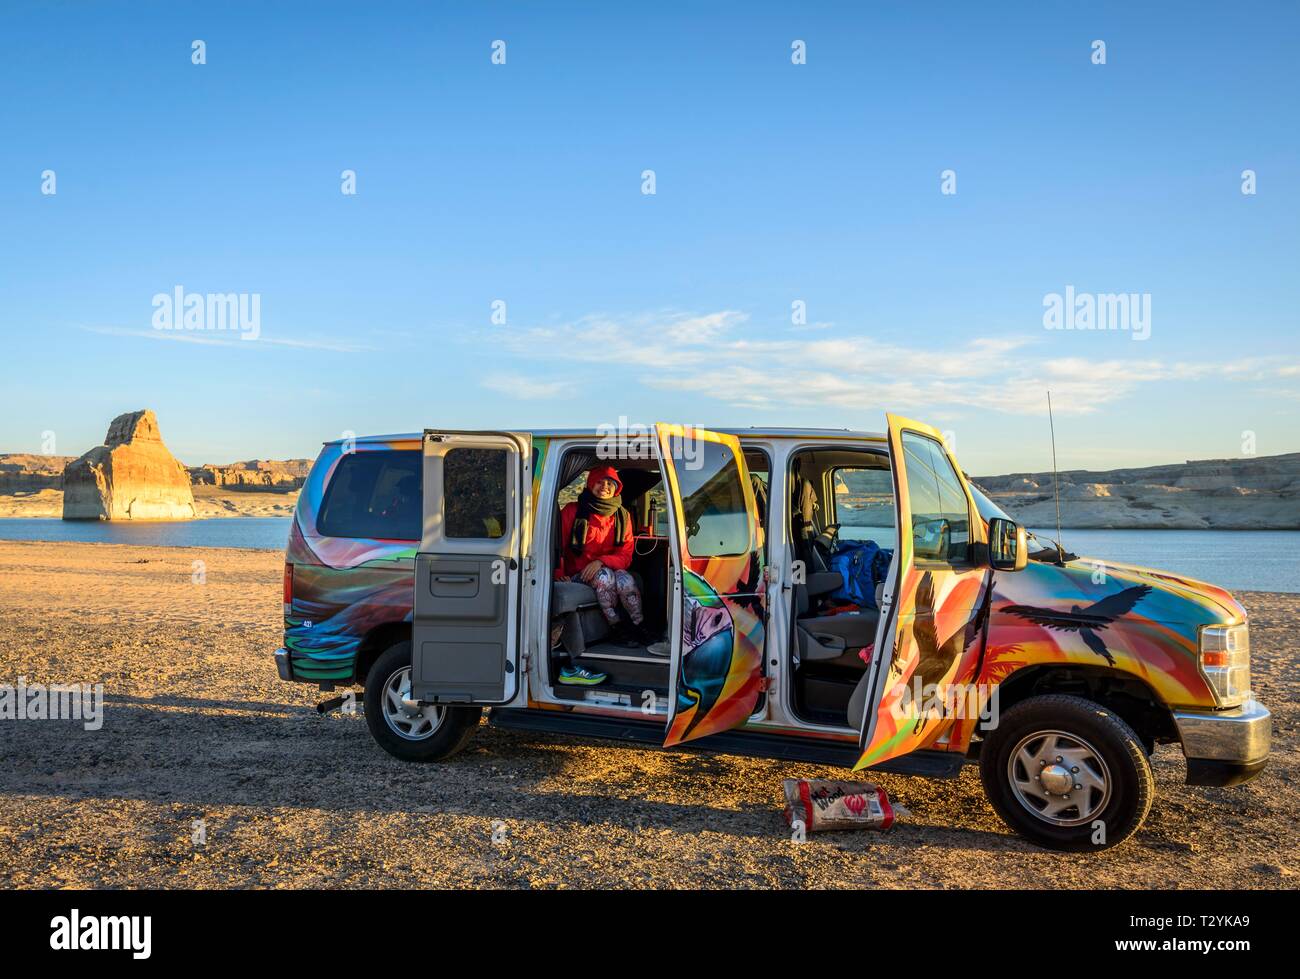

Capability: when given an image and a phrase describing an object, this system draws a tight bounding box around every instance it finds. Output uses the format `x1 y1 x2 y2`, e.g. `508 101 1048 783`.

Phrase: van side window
901 433 970 564
317 450 422 541
444 448 508 540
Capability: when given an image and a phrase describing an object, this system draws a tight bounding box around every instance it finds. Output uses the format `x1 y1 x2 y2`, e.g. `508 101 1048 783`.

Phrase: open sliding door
410 430 532 705
653 424 766 747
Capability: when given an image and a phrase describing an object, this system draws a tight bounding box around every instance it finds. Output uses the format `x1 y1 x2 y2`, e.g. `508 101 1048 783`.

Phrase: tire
363 642 481 763
979 694 1154 851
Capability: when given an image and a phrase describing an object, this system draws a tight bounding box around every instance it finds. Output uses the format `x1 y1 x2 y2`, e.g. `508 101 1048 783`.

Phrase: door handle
432 574 475 583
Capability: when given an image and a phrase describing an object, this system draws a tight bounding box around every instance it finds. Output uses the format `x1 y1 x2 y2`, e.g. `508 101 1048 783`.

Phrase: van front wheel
363 642 481 762
979 694 1154 851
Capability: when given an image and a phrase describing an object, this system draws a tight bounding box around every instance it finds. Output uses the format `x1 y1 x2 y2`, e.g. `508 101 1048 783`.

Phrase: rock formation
0 454 74 492
62 411 196 520
971 453 1300 530
187 459 311 491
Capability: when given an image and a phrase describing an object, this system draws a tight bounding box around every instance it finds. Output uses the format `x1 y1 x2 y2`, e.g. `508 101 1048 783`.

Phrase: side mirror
988 517 1027 572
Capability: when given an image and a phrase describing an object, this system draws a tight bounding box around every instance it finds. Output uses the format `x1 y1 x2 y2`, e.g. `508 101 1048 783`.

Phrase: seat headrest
796 478 819 532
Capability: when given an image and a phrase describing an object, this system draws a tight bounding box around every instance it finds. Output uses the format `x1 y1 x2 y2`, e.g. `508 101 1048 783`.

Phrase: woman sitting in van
555 465 656 683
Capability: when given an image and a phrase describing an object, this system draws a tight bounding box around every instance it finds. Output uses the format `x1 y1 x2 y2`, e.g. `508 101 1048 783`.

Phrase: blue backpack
827 541 893 609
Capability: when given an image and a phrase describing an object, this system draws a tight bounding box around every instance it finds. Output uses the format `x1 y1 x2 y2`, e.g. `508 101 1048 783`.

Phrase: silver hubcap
1007 729 1111 827
382 666 445 741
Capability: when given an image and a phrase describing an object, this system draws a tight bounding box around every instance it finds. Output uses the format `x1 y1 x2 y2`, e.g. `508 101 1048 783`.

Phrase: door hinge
758 676 775 693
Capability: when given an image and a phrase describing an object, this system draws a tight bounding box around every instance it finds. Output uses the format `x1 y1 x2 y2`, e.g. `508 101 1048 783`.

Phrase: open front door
854 414 992 769
410 429 531 705
654 424 766 747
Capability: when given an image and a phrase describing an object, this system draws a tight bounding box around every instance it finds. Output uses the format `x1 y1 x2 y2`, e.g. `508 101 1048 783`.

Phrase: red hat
586 464 622 494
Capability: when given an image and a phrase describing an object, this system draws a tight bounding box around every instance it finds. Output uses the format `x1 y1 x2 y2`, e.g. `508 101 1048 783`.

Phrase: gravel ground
0 540 1295 888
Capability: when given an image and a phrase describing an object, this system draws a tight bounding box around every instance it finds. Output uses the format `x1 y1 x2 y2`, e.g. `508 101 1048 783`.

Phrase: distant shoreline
968 451 1300 531
5 449 1296 528
2 511 1297 532
0 485 300 520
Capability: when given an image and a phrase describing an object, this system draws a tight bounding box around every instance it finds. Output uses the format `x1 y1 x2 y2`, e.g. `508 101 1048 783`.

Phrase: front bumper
1173 698 1270 786
274 647 293 681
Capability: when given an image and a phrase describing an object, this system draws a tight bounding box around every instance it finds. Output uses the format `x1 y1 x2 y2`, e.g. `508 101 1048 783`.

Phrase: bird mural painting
903 571 990 736
1000 584 1153 666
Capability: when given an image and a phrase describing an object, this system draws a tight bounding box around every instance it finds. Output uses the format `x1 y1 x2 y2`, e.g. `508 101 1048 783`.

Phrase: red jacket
556 502 634 579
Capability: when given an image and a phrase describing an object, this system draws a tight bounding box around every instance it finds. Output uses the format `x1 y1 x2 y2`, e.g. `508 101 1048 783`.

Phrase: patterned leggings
586 567 643 626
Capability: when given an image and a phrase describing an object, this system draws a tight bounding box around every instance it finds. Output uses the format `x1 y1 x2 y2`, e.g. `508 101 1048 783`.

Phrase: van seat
793 568 876 664
800 608 879 650
552 580 598 614
550 581 610 655
847 669 872 727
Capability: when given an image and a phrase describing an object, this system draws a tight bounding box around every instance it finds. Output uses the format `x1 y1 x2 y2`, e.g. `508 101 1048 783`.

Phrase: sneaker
558 666 607 686
646 640 670 657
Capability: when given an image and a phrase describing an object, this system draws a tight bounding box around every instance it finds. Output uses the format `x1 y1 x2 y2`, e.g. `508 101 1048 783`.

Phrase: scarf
570 488 630 553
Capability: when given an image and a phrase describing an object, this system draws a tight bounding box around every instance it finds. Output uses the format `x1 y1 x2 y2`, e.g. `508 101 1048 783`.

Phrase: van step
488 708 967 777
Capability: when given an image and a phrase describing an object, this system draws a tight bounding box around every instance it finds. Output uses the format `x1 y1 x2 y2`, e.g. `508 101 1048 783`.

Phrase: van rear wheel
363 642 481 762
979 694 1154 851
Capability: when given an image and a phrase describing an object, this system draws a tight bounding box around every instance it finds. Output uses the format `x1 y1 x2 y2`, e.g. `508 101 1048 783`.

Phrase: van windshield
967 484 1049 555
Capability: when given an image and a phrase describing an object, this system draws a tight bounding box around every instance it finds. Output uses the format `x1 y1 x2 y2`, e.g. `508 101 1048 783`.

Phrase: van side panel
283 440 419 682
945 555 1228 753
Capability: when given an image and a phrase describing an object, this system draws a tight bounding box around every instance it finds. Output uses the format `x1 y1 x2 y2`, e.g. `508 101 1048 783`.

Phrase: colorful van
274 417 1270 850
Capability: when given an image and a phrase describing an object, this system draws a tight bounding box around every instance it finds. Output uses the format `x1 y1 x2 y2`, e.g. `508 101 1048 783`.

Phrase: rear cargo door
653 424 766 747
410 430 532 705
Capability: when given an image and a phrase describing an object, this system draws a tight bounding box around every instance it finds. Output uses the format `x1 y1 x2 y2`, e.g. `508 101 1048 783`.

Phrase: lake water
0 517 292 551
1028 528 1299 594
0 519 1295 593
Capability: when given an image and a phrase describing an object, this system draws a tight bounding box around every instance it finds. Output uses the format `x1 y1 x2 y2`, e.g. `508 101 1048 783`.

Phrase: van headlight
1199 623 1251 706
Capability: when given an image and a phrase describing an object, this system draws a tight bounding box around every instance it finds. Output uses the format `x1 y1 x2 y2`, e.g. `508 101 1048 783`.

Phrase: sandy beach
0 539 1294 889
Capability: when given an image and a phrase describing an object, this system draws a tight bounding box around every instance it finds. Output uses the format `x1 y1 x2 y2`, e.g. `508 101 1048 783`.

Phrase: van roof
323 427 886 447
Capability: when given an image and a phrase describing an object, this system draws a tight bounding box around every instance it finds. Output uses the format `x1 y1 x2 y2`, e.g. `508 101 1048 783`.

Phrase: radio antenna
1047 390 1065 565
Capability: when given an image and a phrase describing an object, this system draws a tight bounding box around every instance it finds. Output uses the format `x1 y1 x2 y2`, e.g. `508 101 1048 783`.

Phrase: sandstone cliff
61 411 196 520
971 453 1300 530
0 454 75 492
187 459 310 491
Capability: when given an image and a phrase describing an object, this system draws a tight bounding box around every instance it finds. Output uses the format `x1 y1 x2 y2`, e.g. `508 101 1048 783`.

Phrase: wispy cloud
77 325 372 354
481 373 576 400
492 311 1298 417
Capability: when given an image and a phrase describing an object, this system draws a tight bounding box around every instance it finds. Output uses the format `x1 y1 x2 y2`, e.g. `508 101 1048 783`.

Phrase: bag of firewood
782 778 898 832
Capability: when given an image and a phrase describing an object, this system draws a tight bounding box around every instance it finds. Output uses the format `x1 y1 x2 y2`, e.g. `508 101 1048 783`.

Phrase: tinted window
444 448 508 539
901 433 970 563
317 450 422 540
668 436 751 557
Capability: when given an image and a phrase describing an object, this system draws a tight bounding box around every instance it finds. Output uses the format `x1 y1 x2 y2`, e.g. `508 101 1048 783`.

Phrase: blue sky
2 0 1297 475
